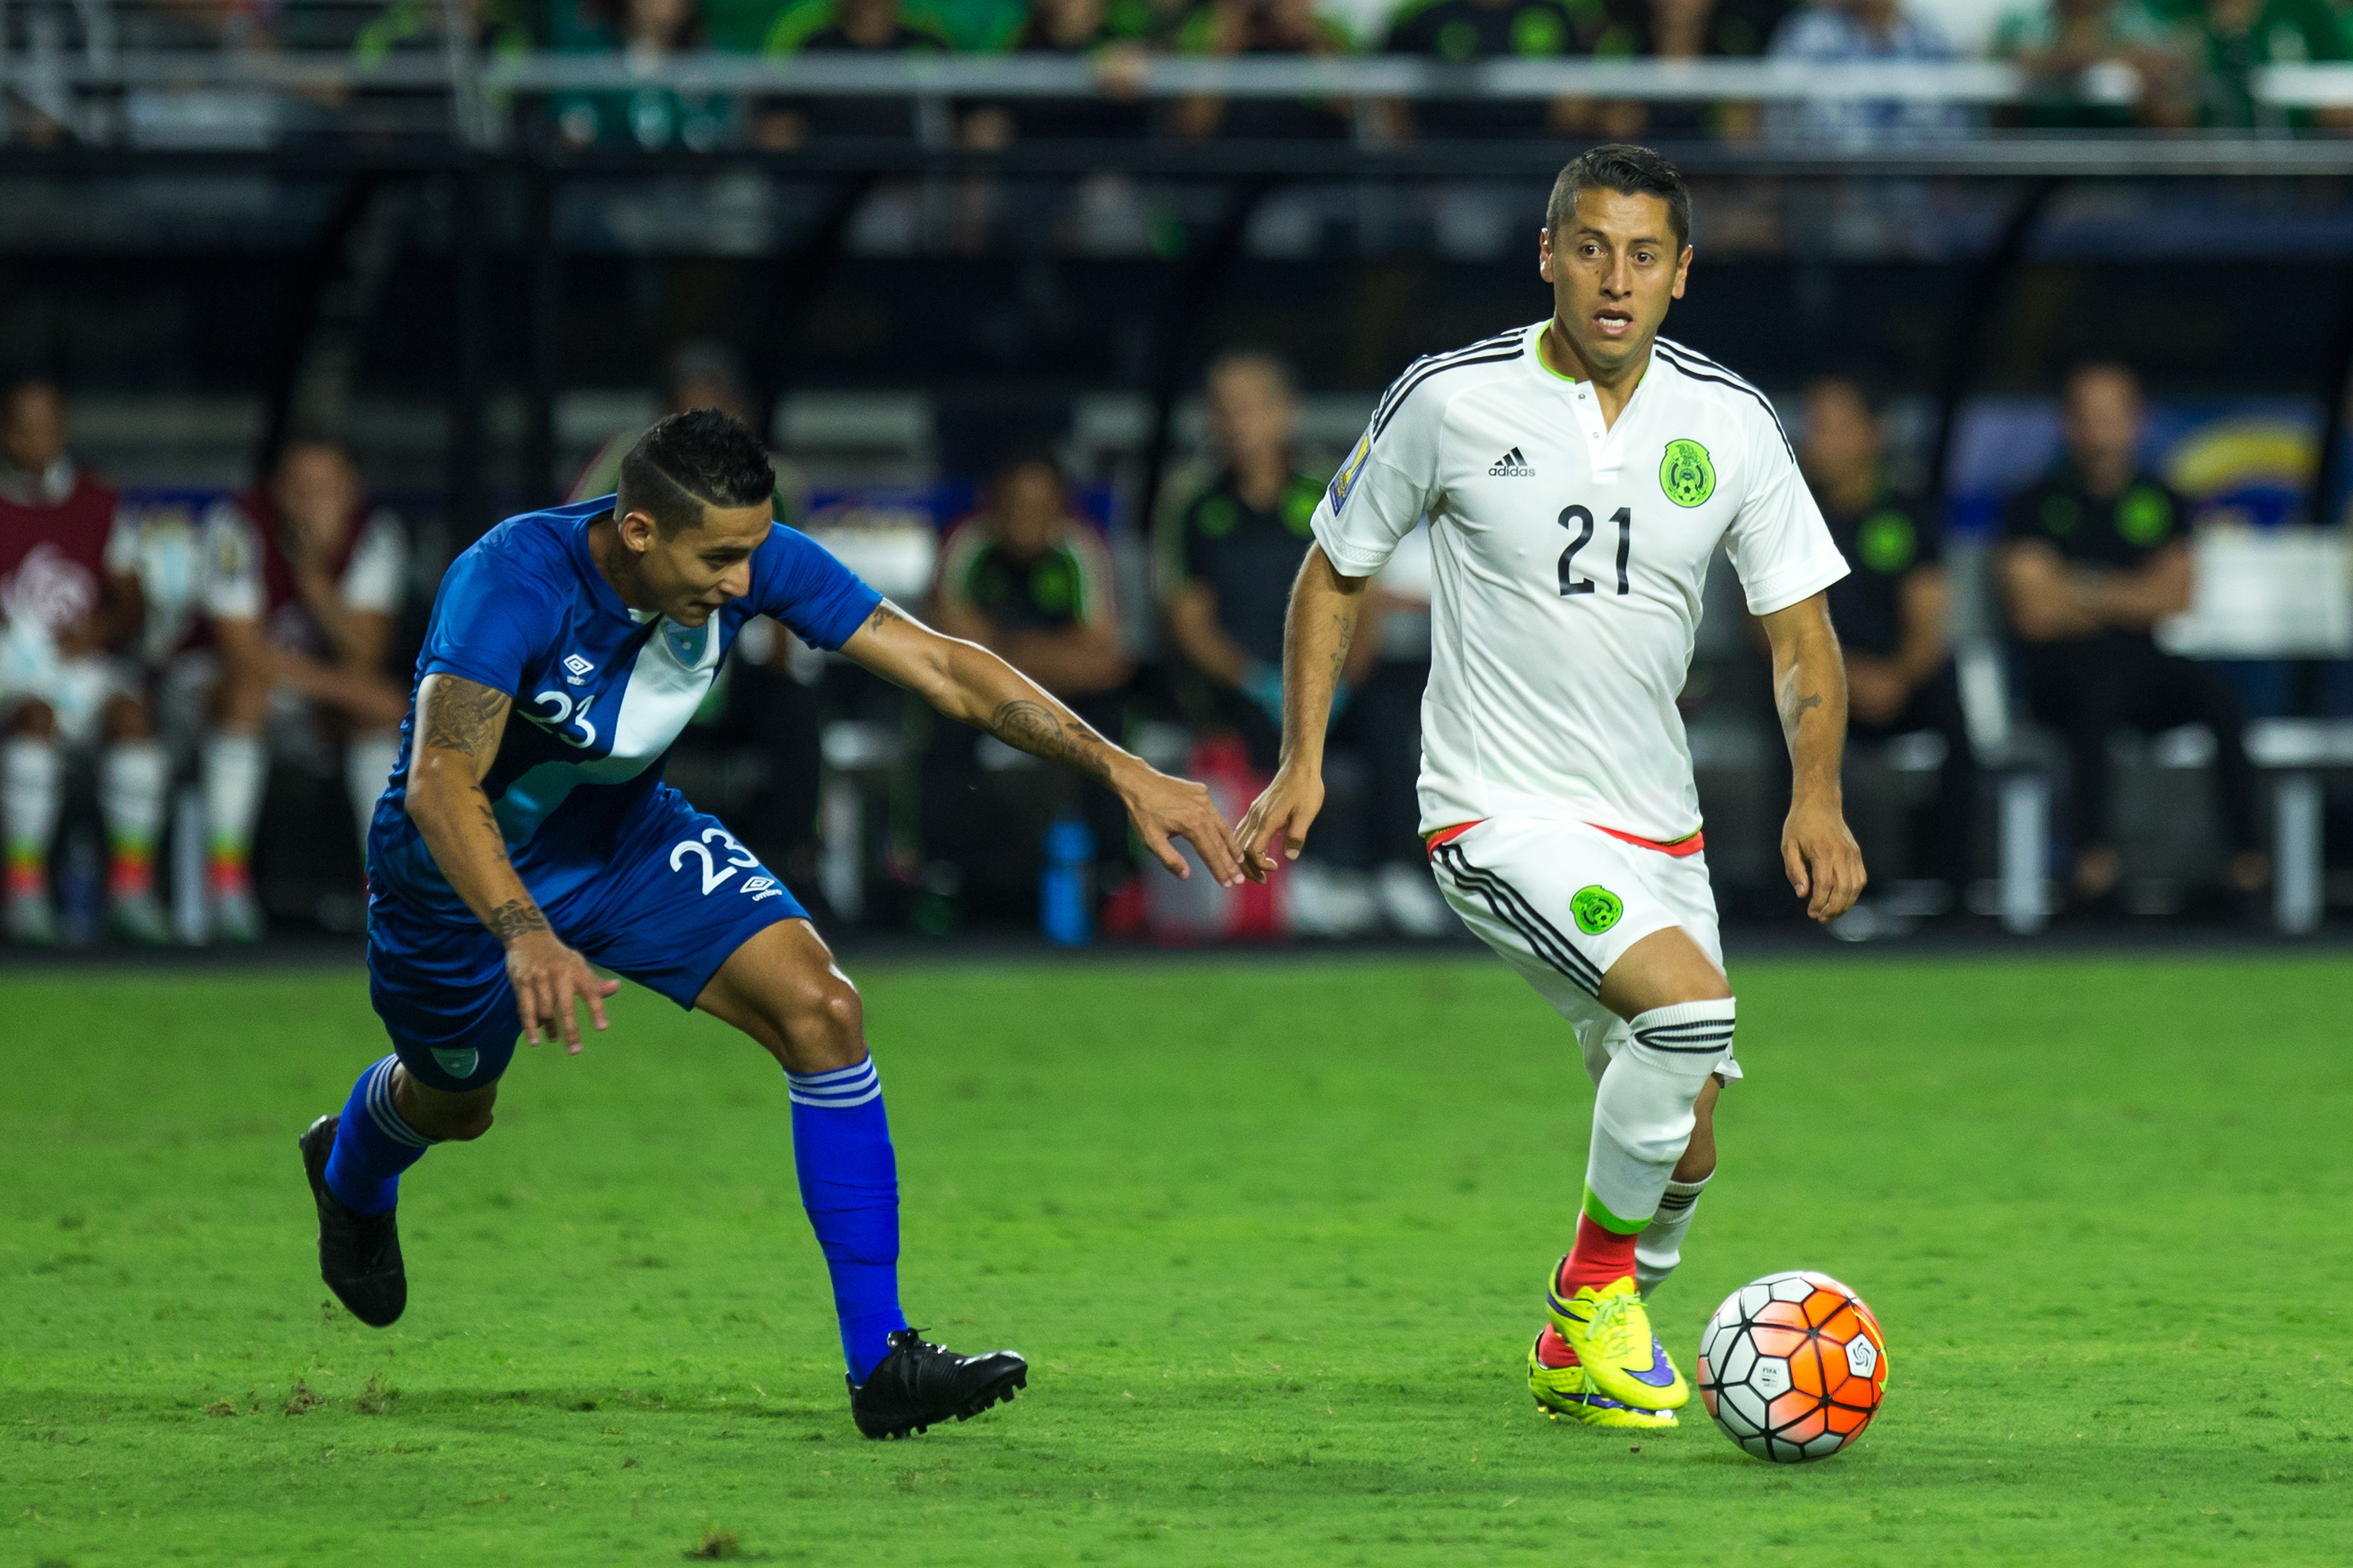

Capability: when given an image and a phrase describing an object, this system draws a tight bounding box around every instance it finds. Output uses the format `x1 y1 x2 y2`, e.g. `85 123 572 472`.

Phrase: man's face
2062 369 2143 472
993 465 1065 558
1538 189 1691 376
1 383 66 476
621 501 774 626
1207 362 1297 467
1800 381 1881 489
272 445 362 559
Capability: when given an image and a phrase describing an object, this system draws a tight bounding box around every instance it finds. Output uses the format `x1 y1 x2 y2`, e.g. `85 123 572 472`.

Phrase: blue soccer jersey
367 497 880 925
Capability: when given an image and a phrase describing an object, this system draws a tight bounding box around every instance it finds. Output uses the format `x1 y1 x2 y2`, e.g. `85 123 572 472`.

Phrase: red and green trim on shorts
1422 820 1705 860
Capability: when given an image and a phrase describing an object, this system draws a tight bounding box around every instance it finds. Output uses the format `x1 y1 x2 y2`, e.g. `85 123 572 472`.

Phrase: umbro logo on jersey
564 653 595 685
1489 447 1535 478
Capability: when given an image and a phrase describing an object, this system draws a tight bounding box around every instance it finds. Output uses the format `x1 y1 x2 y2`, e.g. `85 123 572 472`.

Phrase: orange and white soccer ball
1695 1270 1888 1463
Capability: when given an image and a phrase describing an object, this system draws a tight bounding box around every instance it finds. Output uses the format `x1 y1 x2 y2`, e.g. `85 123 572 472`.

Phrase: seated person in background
1159 351 1372 774
1990 0 2192 128
201 439 411 941
2166 0 2351 128
1767 0 1967 144
0 377 169 945
555 0 736 151
925 453 1135 902
1171 0 1358 140
760 0 954 144
1589 0 1791 139
1381 0 1615 139
1999 363 2266 905
569 341 804 523
1799 375 1974 895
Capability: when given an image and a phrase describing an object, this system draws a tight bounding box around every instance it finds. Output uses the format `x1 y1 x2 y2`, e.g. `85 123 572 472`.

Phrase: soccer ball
1695 1270 1888 1463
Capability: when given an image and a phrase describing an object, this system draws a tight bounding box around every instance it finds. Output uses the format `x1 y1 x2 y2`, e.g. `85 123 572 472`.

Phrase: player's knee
772 975 865 1074
437 1104 496 1142
8 700 58 738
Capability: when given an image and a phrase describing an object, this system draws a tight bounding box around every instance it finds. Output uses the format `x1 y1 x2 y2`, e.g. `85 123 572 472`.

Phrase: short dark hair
1547 144 1692 252
618 409 775 535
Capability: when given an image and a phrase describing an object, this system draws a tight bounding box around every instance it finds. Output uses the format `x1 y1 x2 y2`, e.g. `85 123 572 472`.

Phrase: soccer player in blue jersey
301 411 1244 1438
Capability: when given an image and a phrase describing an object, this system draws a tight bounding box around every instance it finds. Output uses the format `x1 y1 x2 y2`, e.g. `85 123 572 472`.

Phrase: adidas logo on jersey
1489 446 1535 478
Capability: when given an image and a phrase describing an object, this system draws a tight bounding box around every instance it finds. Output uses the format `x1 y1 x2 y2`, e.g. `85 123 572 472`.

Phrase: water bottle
1039 817 1095 947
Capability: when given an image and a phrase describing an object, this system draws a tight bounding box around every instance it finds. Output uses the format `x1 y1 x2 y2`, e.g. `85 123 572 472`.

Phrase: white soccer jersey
1314 321 1848 843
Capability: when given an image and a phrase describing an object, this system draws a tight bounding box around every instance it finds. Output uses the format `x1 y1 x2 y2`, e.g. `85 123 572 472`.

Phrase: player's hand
1782 796 1865 923
1235 763 1325 883
1117 761 1245 886
504 928 620 1053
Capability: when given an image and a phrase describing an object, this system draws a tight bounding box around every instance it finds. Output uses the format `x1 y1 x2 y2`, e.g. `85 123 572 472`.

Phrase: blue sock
323 1056 435 1215
788 1057 906 1384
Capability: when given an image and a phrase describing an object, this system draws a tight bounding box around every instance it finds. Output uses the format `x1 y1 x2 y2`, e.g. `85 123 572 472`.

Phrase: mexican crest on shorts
1571 885 1624 935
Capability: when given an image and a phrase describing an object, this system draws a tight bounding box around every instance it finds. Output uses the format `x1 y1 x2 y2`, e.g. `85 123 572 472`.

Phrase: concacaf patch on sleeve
1326 431 1373 516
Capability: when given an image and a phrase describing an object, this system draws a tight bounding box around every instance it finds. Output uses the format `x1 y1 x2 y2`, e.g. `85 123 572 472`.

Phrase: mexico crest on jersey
1659 439 1715 508
1327 431 1372 515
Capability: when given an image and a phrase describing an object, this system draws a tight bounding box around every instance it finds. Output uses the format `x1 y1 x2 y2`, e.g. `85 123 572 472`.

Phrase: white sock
1636 1172 1712 1299
205 732 265 882
345 733 399 862
1586 998 1736 1227
4 736 62 882
100 742 169 893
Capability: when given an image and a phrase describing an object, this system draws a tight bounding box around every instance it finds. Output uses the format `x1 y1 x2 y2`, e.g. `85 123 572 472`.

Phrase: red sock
1557 1214 1638 1295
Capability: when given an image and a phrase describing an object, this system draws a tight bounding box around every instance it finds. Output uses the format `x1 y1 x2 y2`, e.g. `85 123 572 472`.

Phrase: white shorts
0 627 134 746
1429 815 1739 1088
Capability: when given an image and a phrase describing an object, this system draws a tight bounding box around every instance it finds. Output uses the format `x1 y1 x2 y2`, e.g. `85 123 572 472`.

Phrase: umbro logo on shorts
1489 446 1535 478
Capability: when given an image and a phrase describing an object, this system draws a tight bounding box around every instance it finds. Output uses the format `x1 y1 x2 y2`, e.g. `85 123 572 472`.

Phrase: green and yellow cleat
1547 1267 1690 1411
1528 1326 1677 1429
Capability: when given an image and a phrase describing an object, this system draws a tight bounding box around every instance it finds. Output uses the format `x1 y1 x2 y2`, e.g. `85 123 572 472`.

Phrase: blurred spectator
2160 0 2351 126
1158 352 1437 932
1592 0 1792 139
759 0 954 145
0 378 168 946
1799 375 1973 893
555 0 736 151
568 341 805 521
984 0 1154 138
1380 0 1617 139
1998 364 2267 907
1990 0 2193 128
922 453 1135 912
1767 0 1968 143
353 0 534 67
1171 0 1358 140
201 439 409 942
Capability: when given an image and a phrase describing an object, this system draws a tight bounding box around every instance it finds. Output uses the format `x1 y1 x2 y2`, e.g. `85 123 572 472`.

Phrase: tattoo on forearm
421 676 511 763
484 898 549 943
988 699 1114 784
862 600 902 635
1776 666 1825 748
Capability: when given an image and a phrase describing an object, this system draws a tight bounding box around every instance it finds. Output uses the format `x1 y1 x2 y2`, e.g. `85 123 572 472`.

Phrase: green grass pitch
5 953 2350 1566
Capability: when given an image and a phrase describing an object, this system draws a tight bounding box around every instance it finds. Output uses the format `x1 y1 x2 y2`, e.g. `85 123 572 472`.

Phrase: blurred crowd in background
5 0 2352 146
6 335 2340 950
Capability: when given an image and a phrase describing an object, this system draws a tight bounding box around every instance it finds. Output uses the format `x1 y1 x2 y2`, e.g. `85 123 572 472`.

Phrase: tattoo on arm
988 699 1114 785
421 676 512 768
1777 665 1824 749
861 600 902 636
484 898 549 943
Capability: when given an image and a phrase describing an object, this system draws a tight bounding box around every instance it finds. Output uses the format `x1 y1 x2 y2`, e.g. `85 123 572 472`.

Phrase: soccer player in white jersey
1238 146 1865 1429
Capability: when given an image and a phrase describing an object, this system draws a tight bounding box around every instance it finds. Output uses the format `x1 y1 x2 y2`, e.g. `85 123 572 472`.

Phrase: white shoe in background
1376 859 1457 938
1286 858 1380 938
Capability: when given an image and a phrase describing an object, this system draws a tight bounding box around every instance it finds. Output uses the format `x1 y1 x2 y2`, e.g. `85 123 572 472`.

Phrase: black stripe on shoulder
1655 343 1794 460
1371 330 1524 428
1372 347 1525 441
1654 337 1770 396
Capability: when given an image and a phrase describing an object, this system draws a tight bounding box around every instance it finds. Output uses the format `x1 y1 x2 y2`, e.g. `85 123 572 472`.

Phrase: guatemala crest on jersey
1659 438 1716 508
1327 431 1373 516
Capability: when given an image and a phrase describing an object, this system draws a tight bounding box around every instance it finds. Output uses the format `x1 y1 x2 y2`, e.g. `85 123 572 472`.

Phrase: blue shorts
367 785 807 1092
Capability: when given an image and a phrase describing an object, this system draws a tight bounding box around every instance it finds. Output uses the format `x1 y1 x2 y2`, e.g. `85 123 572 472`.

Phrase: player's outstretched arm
1758 593 1866 923
1234 545 1365 883
841 600 1245 886
408 673 619 1050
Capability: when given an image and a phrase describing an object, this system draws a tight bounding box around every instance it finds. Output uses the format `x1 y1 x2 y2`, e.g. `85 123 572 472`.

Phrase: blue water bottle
1039 817 1095 947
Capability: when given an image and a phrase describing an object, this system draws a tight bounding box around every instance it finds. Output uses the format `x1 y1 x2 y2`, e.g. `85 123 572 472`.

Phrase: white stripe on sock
787 1058 881 1109
364 1057 433 1147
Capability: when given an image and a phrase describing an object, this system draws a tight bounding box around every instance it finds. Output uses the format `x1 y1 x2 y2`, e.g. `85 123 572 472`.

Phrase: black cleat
298 1115 406 1327
848 1328 1027 1439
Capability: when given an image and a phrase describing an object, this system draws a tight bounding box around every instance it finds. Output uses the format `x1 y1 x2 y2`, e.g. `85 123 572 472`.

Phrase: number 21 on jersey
1557 504 1633 597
